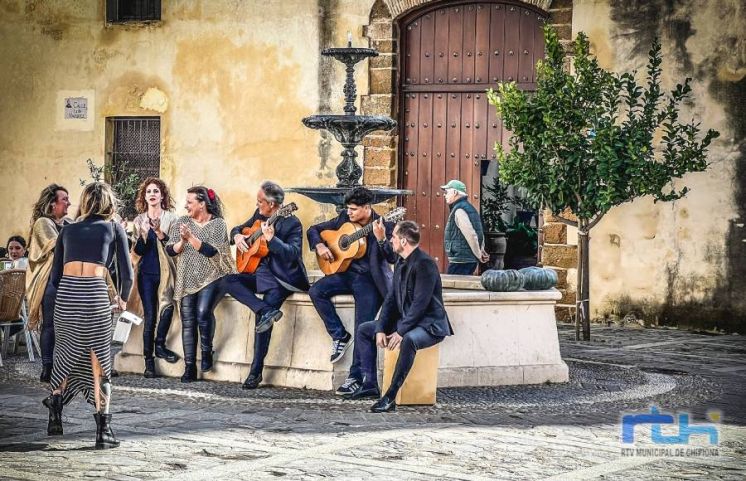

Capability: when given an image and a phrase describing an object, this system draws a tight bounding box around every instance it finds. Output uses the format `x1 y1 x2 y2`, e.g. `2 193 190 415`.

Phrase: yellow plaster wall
571 0 744 326
0 0 378 259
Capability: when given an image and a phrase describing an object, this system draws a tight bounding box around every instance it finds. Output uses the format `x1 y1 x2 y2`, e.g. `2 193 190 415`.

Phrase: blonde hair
77 182 119 221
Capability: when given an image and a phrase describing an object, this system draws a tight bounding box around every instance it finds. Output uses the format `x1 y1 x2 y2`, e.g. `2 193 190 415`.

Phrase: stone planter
484 231 507 269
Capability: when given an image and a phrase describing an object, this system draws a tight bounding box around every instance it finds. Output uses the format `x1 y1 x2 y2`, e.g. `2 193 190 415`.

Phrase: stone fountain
287 41 411 208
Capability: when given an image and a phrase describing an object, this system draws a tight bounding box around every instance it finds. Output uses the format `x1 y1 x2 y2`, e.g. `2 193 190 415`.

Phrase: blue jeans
308 271 383 382
356 321 443 399
447 261 478 275
137 272 175 359
221 273 291 376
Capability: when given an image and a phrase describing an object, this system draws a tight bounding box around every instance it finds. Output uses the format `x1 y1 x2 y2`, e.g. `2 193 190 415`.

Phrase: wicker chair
0 269 40 366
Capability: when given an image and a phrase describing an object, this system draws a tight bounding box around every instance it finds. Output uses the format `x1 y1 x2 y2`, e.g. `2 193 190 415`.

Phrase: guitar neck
348 221 375 243
247 211 281 244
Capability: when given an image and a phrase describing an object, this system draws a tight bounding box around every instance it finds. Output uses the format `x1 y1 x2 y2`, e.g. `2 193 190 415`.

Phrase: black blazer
230 209 310 292
376 247 454 337
307 210 397 298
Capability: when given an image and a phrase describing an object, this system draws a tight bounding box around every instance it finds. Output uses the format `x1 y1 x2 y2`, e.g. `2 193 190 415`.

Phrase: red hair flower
207 188 216 202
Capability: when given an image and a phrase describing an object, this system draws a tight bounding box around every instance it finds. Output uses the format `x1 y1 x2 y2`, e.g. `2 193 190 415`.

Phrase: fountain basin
287 186 412 210
302 114 396 146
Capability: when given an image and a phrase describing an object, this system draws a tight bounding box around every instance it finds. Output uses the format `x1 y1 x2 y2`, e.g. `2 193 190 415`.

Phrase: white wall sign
56 90 95 131
64 97 88 119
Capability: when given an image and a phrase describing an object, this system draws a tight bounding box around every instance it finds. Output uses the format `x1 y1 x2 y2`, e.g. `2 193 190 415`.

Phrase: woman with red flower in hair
166 186 235 382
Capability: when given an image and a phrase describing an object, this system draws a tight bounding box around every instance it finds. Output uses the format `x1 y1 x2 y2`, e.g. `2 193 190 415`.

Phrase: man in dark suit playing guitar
225 181 310 389
307 187 398 396
352 220 453 412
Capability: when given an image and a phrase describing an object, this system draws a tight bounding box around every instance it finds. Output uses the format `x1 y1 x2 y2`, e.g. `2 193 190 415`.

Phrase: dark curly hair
188 185 224 218
344 186 374 206
135 177 174 213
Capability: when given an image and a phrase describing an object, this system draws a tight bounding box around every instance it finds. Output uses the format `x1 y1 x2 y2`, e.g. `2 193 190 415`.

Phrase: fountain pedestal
289 45 410 209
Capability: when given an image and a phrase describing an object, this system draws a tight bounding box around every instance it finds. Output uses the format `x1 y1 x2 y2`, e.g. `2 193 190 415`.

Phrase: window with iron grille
106 117 161 220
106 0 161 23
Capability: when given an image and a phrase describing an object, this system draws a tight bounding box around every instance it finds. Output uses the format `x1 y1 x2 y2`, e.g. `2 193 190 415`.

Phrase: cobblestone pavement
1 325 744 480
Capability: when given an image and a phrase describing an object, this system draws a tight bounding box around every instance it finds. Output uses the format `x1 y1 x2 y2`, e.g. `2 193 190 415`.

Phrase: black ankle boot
94 413 120 449
154 342 179 363
40 364 53 383
181 363 198 383
42 393 63 436
201 351 214 372
143 358 157 378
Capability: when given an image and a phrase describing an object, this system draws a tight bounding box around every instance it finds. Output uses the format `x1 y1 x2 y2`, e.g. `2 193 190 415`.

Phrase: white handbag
112 311 143 344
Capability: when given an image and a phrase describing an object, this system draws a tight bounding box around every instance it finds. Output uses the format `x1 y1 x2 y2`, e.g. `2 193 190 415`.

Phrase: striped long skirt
51 276 113 406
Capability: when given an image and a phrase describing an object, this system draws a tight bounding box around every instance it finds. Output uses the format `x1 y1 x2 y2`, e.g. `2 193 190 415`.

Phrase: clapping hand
179 224 193 241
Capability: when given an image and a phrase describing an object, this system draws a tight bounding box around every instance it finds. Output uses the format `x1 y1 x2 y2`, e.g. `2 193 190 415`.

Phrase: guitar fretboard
247 204 296 245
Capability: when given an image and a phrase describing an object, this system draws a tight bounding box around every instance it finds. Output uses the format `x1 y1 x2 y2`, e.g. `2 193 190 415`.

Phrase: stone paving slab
0 324 744 480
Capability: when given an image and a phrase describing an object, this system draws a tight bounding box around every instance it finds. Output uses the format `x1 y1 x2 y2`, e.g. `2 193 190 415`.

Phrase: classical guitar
236 202 298 273
316 207 407 276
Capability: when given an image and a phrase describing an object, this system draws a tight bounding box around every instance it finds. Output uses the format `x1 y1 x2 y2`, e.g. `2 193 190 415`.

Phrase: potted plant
504 217 538 270
480 175 510 269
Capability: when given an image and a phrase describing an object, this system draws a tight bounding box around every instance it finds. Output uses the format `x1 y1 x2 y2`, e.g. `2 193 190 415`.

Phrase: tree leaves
487 25 720 226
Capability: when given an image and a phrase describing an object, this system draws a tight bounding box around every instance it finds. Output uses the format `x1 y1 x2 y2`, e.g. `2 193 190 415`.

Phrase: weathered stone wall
0 0 373 267
570 0 745 332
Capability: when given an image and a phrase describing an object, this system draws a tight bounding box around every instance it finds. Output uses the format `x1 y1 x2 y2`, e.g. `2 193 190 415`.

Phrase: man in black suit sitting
225 181 310 389
351 220 454 412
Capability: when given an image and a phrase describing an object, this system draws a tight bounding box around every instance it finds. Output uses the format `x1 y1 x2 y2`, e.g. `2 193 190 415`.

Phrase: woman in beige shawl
26 184 71 382
128 177 179 378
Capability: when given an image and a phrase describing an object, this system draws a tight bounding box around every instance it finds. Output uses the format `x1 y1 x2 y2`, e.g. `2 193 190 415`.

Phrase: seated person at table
352 220 454 412
7 236 28 269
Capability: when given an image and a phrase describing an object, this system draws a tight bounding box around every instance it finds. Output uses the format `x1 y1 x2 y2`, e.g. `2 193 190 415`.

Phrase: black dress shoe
201 351 214 372
110 369 120 378
143 358 157 378
256 308 282 334
242 373 262 390
154 342 179 363
370 396 396 413
40 364 52 383
347 385 381 400
181 364 198 383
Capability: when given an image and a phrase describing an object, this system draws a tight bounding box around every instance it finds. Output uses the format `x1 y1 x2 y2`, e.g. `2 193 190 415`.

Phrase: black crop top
49 216 134 301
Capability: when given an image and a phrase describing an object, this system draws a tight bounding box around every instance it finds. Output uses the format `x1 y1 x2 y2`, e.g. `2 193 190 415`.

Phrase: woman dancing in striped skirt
43 182 134 449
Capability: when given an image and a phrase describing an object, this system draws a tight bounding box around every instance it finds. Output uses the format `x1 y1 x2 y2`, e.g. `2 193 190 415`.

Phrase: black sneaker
256 308 283 334
330 332 352 364
335 377 361 396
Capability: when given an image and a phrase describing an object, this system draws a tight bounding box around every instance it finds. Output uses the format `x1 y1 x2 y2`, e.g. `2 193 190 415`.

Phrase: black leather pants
179 279 224 365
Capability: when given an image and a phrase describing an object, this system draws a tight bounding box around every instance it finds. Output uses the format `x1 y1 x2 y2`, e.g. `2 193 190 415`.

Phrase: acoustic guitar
236 202 298 274
316 207 407 276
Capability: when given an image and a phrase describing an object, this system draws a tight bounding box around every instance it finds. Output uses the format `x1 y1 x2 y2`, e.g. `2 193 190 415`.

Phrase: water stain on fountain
288 43 411 210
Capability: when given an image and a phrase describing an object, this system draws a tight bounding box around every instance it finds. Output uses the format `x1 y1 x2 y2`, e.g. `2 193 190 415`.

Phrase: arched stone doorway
363 0 571 271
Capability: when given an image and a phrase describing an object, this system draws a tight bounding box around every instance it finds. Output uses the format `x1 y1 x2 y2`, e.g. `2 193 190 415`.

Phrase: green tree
488 26 719 340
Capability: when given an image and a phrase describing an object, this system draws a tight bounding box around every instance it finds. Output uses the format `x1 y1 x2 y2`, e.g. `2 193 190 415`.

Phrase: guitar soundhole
339 235 350 250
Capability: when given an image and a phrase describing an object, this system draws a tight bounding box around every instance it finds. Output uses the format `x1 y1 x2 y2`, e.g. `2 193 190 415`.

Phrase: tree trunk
576 220 591 341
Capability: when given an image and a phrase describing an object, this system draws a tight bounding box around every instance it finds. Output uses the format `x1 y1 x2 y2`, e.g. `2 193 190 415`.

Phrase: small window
106 0 161 23
106 117 161 219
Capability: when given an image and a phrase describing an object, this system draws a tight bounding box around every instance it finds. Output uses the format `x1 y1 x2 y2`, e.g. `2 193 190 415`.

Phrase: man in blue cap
441 180 489 275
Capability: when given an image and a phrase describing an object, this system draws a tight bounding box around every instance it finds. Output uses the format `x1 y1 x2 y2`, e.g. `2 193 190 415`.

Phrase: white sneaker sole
330 338 353 364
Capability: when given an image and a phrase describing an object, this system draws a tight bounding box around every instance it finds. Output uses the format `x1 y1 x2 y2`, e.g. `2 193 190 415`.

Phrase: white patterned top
167 216 235 301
